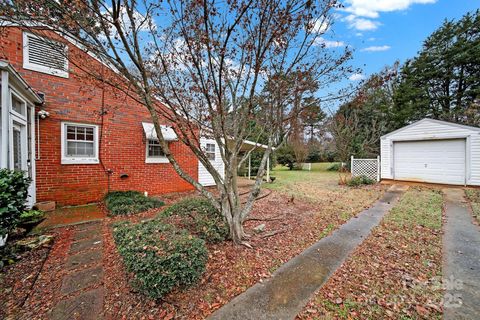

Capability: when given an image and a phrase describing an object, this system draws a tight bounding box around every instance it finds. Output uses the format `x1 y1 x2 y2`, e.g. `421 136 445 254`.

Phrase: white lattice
351 156 380 181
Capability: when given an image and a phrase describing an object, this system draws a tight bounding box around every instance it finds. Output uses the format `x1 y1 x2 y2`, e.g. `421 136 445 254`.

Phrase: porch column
266 155 270 182
1 70 9 168
248 152 251 180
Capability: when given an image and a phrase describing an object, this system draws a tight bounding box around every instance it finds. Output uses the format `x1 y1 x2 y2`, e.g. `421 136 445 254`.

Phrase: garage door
393 139 466 185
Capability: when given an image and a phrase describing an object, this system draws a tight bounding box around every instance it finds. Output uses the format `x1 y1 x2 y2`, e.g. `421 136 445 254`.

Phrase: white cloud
314 37 345 48
349 73 366 81
312 19 330 33
343 0 436 18
361 45 391 52
344 14 379 31
341 0 436 31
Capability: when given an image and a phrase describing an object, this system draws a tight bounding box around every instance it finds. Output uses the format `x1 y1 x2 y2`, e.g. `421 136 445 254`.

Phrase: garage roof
381 118 480 139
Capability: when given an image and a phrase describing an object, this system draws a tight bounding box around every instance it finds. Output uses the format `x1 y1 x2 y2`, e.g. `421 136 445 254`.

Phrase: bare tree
2 0 352 244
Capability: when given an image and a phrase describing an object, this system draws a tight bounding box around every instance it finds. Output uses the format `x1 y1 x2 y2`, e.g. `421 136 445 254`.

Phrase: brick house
1 26 200 207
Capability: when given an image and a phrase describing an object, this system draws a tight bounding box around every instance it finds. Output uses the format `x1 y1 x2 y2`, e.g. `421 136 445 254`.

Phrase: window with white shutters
23 32 69 78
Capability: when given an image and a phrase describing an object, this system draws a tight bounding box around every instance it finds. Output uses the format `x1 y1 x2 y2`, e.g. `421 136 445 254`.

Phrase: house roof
381 118 480 139
0 60 43 104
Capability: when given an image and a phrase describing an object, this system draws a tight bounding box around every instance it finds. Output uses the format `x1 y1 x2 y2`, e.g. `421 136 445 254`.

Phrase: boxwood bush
105 191 164 216
113 220 208 299
160 198 228 243
0 169 31 237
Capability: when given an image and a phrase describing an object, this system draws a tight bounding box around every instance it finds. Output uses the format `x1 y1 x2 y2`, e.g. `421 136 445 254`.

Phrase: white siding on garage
380 119 480 186
198 137 225 186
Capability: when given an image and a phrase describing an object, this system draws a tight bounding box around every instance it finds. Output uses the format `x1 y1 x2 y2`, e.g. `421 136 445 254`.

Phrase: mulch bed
0 245 51 319
101 186 384 319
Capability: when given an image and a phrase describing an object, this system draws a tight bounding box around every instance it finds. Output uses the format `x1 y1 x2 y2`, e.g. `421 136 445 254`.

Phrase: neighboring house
0 26 199 206
381 118 480 186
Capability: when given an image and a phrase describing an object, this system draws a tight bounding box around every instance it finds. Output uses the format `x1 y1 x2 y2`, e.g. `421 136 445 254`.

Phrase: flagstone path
209 184 408 320
49 221 105 320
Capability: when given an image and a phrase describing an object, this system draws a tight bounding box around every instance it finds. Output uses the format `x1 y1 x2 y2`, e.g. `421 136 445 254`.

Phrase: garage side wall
380 119 480 186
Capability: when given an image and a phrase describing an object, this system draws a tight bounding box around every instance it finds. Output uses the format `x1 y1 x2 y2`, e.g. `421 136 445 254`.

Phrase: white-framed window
10 90 27 118
61 122 99 164
23 32 69 78
145 139 169 163
206 143 216 161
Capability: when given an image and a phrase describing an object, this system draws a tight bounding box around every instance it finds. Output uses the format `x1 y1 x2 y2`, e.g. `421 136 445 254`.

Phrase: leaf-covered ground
298 188 444 320
0 245 51 319
1 167 386 319
465 189 480 224
102 180 385 319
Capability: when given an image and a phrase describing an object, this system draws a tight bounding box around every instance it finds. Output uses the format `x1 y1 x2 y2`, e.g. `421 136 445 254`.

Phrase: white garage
380 119 480 186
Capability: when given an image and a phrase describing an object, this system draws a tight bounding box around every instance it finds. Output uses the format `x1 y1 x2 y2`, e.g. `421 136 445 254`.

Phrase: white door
393 139 466 185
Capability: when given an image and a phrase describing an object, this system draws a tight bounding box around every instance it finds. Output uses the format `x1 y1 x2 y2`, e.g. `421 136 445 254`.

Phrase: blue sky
328 0 479 82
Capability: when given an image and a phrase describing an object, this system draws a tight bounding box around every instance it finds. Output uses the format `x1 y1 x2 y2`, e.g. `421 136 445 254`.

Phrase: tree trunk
229 212 246 244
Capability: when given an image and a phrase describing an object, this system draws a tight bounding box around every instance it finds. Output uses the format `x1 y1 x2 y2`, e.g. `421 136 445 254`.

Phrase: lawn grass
266 162 379 206
267 163 343 200
465 189 480 224
299 188 444 319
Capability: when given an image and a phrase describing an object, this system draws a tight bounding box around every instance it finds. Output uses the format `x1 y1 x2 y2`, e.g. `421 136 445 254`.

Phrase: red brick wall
1 27 197 206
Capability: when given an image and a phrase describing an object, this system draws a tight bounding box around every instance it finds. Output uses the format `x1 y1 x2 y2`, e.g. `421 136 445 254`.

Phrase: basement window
23 32 69 78
61 122 99 164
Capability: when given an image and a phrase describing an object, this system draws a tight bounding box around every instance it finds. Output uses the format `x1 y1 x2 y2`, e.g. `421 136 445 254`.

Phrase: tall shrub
0 169 31 237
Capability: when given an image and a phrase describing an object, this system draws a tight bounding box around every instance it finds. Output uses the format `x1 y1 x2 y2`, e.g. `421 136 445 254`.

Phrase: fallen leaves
297 188 444 320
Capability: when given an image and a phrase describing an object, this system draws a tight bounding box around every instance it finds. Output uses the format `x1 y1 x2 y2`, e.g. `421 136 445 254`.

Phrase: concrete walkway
209 185 408 320
443 188 480 320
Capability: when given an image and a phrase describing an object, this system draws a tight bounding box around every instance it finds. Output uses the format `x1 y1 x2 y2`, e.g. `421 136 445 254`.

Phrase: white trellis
351 156 380 182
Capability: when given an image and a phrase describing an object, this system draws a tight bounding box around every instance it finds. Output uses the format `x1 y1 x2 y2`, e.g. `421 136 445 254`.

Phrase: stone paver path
209 185 408 320
50 221 105 320
443 188 480 320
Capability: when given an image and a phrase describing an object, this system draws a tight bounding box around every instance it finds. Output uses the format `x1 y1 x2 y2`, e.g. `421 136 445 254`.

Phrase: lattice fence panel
351 157 380 181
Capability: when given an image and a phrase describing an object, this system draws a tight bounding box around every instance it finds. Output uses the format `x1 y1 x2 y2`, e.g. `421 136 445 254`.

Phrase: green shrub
327 163 342 171
347 175 376 187
113 220 208 299
20 210 45 222
160 198 228 243
105 191 164 216
0 169 31 237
